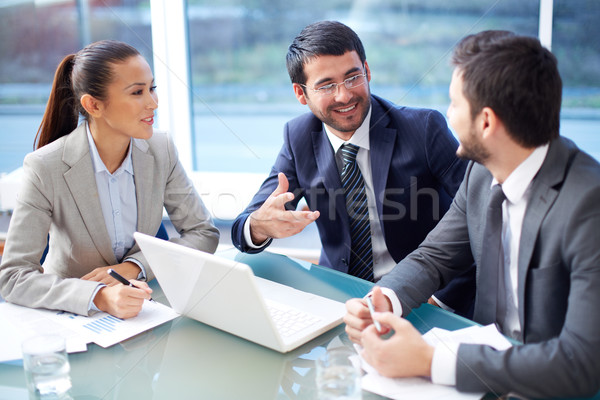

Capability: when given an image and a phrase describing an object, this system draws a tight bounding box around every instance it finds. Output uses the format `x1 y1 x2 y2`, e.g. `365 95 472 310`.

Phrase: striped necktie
339 143 374 281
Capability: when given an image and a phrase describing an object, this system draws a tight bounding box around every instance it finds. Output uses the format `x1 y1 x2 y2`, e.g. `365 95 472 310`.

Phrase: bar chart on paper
54 300 179 348
83 315 123 334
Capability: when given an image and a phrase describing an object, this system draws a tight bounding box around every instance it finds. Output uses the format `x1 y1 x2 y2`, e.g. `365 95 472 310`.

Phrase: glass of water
22 335 72 399
316 347 362 400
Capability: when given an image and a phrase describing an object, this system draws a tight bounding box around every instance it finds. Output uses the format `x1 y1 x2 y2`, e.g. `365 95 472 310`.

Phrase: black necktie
474 184 506 325
339 144 374 281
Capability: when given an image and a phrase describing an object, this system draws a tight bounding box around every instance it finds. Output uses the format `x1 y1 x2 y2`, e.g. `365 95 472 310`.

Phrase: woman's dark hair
34 40 140 149
286 20 366 86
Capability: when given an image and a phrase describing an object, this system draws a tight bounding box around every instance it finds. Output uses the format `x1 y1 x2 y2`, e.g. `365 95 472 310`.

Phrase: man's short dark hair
451 30 562 147
286 20 366 86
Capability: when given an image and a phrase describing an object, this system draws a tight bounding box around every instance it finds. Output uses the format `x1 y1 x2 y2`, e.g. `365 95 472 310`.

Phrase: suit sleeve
378 161 475 314
422 110 475 317
231 122 303 253
0 154 101 316
455 186 600 398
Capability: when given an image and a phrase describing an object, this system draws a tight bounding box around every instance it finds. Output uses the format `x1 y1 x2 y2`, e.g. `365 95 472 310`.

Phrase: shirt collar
86 122 134 176
492 144 549 204
325 106 372 153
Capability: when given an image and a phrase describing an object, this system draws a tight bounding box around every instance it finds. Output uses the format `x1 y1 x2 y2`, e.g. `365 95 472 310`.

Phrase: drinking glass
22 335 72 399
316 347 362 400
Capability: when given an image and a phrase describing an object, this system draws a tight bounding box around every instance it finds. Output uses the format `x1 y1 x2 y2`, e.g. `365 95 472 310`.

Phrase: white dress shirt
86 124 137 262
86 124 146 310
430 144 549 385
244 107 397 280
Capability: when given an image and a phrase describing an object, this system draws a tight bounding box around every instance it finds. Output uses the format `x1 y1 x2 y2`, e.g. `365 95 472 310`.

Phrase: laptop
133 232 346 353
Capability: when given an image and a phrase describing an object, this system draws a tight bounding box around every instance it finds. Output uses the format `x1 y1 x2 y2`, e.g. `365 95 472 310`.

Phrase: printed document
0 299 178 362
354 324 512 400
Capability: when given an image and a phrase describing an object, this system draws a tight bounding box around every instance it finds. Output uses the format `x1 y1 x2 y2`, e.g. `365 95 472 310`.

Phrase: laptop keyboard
265 299 322 338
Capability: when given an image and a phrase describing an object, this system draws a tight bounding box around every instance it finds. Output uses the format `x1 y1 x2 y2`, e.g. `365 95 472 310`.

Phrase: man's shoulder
282 112 324 151
557 138 600 193
370 95 449 136
539 137 600 190
371 94 444 119
286 111 322 132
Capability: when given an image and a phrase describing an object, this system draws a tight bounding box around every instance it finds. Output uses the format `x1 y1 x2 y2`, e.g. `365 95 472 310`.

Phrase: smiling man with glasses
232 20 475 317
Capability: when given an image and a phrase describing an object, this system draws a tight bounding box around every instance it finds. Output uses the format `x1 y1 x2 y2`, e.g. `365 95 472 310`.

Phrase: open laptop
133 232 346 353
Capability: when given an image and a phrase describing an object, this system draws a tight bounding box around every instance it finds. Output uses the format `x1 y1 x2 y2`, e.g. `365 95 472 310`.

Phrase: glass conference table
0 249 596 400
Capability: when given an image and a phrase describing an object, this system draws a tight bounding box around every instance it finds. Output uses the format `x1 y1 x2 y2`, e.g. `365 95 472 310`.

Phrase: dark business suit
232 95 474 313
378 137 600 398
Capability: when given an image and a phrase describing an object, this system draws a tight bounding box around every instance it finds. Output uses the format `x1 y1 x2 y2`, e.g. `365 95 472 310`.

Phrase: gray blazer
0 124 219 316
378 137 600 398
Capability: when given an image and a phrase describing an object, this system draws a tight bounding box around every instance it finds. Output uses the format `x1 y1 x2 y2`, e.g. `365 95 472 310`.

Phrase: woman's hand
81 261 141 286
93 280 152 319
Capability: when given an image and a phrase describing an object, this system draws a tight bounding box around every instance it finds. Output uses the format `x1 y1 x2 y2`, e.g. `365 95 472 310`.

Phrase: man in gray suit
344 31 600 398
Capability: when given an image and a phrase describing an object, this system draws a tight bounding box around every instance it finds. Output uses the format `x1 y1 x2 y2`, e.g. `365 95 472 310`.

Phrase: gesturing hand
249 172 320 244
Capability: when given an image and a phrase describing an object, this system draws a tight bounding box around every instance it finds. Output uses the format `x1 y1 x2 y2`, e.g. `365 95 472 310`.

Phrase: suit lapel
131 138 156 236
62 124 116 265
517 138 571 332
312 127 350 245
369 103 396 226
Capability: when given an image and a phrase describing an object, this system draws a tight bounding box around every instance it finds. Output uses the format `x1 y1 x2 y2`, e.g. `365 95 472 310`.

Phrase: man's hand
344 286 392 345
361 312 434 378
249 172 320 244
93 280 152 319
81 261 141 286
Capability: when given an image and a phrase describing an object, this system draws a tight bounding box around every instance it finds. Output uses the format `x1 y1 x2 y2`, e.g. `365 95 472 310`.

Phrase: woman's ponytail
34 54 79 149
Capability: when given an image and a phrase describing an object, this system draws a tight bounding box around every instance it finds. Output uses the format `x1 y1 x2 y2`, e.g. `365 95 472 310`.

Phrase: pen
366 296 382 332
107 268 154 302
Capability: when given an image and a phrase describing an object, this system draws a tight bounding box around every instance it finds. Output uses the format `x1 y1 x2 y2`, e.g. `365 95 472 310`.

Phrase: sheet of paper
0 309 27 362
422 324 512 350
362 373 482 400
54 299 179 348
355 324 513 400
0 302 88 362
0 299 179 362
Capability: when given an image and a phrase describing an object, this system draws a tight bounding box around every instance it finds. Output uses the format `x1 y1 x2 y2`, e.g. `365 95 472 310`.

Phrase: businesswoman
0 40 219 319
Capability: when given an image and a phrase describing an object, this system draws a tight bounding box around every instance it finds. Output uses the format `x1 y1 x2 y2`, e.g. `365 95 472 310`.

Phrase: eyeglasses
301 72 367 96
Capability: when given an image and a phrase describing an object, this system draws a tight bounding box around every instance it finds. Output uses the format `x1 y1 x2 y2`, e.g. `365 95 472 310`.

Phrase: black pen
107 268 154 302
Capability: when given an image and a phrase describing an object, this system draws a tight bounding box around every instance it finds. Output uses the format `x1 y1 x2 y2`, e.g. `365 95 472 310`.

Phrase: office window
553 0 600 160
0 0 152 175
187 0 540 174
1 1 599 175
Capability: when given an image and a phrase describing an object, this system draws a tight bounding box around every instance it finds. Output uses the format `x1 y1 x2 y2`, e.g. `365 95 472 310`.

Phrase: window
186 0 543 174
552 0 600 160
0 0 152 175
1 0 599 197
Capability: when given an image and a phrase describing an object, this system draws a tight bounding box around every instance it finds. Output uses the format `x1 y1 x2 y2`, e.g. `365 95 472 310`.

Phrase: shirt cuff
431 295 455 313
376 287 403 316
124 257 147 281
89 284 106 313
431 341 459 386
243 214 271 249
